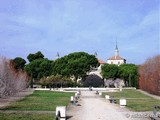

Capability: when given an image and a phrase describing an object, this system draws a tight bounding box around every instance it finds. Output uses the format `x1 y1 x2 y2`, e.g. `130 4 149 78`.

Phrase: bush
82 75 103 87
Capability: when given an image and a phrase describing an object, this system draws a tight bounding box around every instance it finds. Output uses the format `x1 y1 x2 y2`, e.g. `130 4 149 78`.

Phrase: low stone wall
33 87 136 92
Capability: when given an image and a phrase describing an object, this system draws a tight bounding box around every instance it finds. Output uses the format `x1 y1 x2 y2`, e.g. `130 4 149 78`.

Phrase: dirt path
138 90 160 100
67 91 150 120
0 89 34 108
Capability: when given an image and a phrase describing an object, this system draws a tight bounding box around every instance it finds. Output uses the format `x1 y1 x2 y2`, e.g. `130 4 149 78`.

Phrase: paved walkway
67 91 150 120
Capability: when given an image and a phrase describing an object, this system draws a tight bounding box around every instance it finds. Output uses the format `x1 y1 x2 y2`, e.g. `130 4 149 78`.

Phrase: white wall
107 59 125 65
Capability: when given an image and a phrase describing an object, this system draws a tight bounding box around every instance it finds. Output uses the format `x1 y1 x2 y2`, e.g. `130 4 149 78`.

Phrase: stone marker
119 99 126 107
70 96 74 102
105 95 110 99
56 106 66 120
99 92 102 96
119 88 122 91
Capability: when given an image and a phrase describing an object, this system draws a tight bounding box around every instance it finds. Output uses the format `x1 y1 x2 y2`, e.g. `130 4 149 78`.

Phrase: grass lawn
0 113 54 120
102 89 160 111
1 90 74 111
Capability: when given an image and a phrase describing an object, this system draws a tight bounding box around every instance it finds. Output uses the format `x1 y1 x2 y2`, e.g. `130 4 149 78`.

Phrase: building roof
107 55 125 60
98 59 106 64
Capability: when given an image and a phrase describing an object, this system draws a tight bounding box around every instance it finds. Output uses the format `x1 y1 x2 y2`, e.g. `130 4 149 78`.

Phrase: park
0 87 160 120
0 52 160 120
0 0 159 119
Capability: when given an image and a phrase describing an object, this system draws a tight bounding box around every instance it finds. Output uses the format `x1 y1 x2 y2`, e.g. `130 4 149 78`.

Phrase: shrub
82 75 103 87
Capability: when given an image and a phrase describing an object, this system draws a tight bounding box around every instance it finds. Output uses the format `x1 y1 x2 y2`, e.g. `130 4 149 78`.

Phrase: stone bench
150 105 160 120
75 92 80 99
77 90 81 95
95 91 99 95
109 96 116 104
70 96 78 105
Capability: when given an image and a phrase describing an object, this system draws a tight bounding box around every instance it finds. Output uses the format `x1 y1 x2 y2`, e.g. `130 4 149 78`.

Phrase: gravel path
67 91 150 120
138 90 160 100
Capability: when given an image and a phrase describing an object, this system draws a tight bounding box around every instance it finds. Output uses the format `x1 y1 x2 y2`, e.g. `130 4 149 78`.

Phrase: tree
101 63 138 88
138 55 160 95
52 52 99 80
119 64 138 87
101 64 119 79
11 57 26 70
39 75 71 88
27 51 44 62
25 59 52 80
0 57 29 97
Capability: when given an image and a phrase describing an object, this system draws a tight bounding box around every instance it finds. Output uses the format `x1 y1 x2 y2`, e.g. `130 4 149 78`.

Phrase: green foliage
39 75 71 87
119 64 138 87
24 51 99 87
11 57 26 70
52 52 99 79
27 51 44 62
101 64 119 79
25 59 52 80
101 63 138 88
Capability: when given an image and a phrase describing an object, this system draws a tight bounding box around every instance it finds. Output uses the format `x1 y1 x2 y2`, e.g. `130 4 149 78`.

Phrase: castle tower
114 41 119 56
56 52 60 59
94 51 98 57
107 41 126 65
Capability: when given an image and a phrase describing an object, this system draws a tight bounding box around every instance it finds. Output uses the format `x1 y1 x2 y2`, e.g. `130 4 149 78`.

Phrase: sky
0 0 159 64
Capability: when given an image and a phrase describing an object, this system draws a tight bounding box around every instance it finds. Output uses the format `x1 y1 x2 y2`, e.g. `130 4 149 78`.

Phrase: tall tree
101 63 138 88
0 57 28 97
11 57 26 70
52 52 99 80
27 51 44 62
138 55 160 95
119 64 138 87
101 64 119 79
25 59 52 80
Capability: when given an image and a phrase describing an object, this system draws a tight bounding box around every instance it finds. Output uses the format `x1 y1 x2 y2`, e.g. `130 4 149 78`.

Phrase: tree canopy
25 58 52 80
27 51 44 62
11 57 26 70
52 52 99 79
101 64 119 79
119 64 138 87
101 63 138 88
